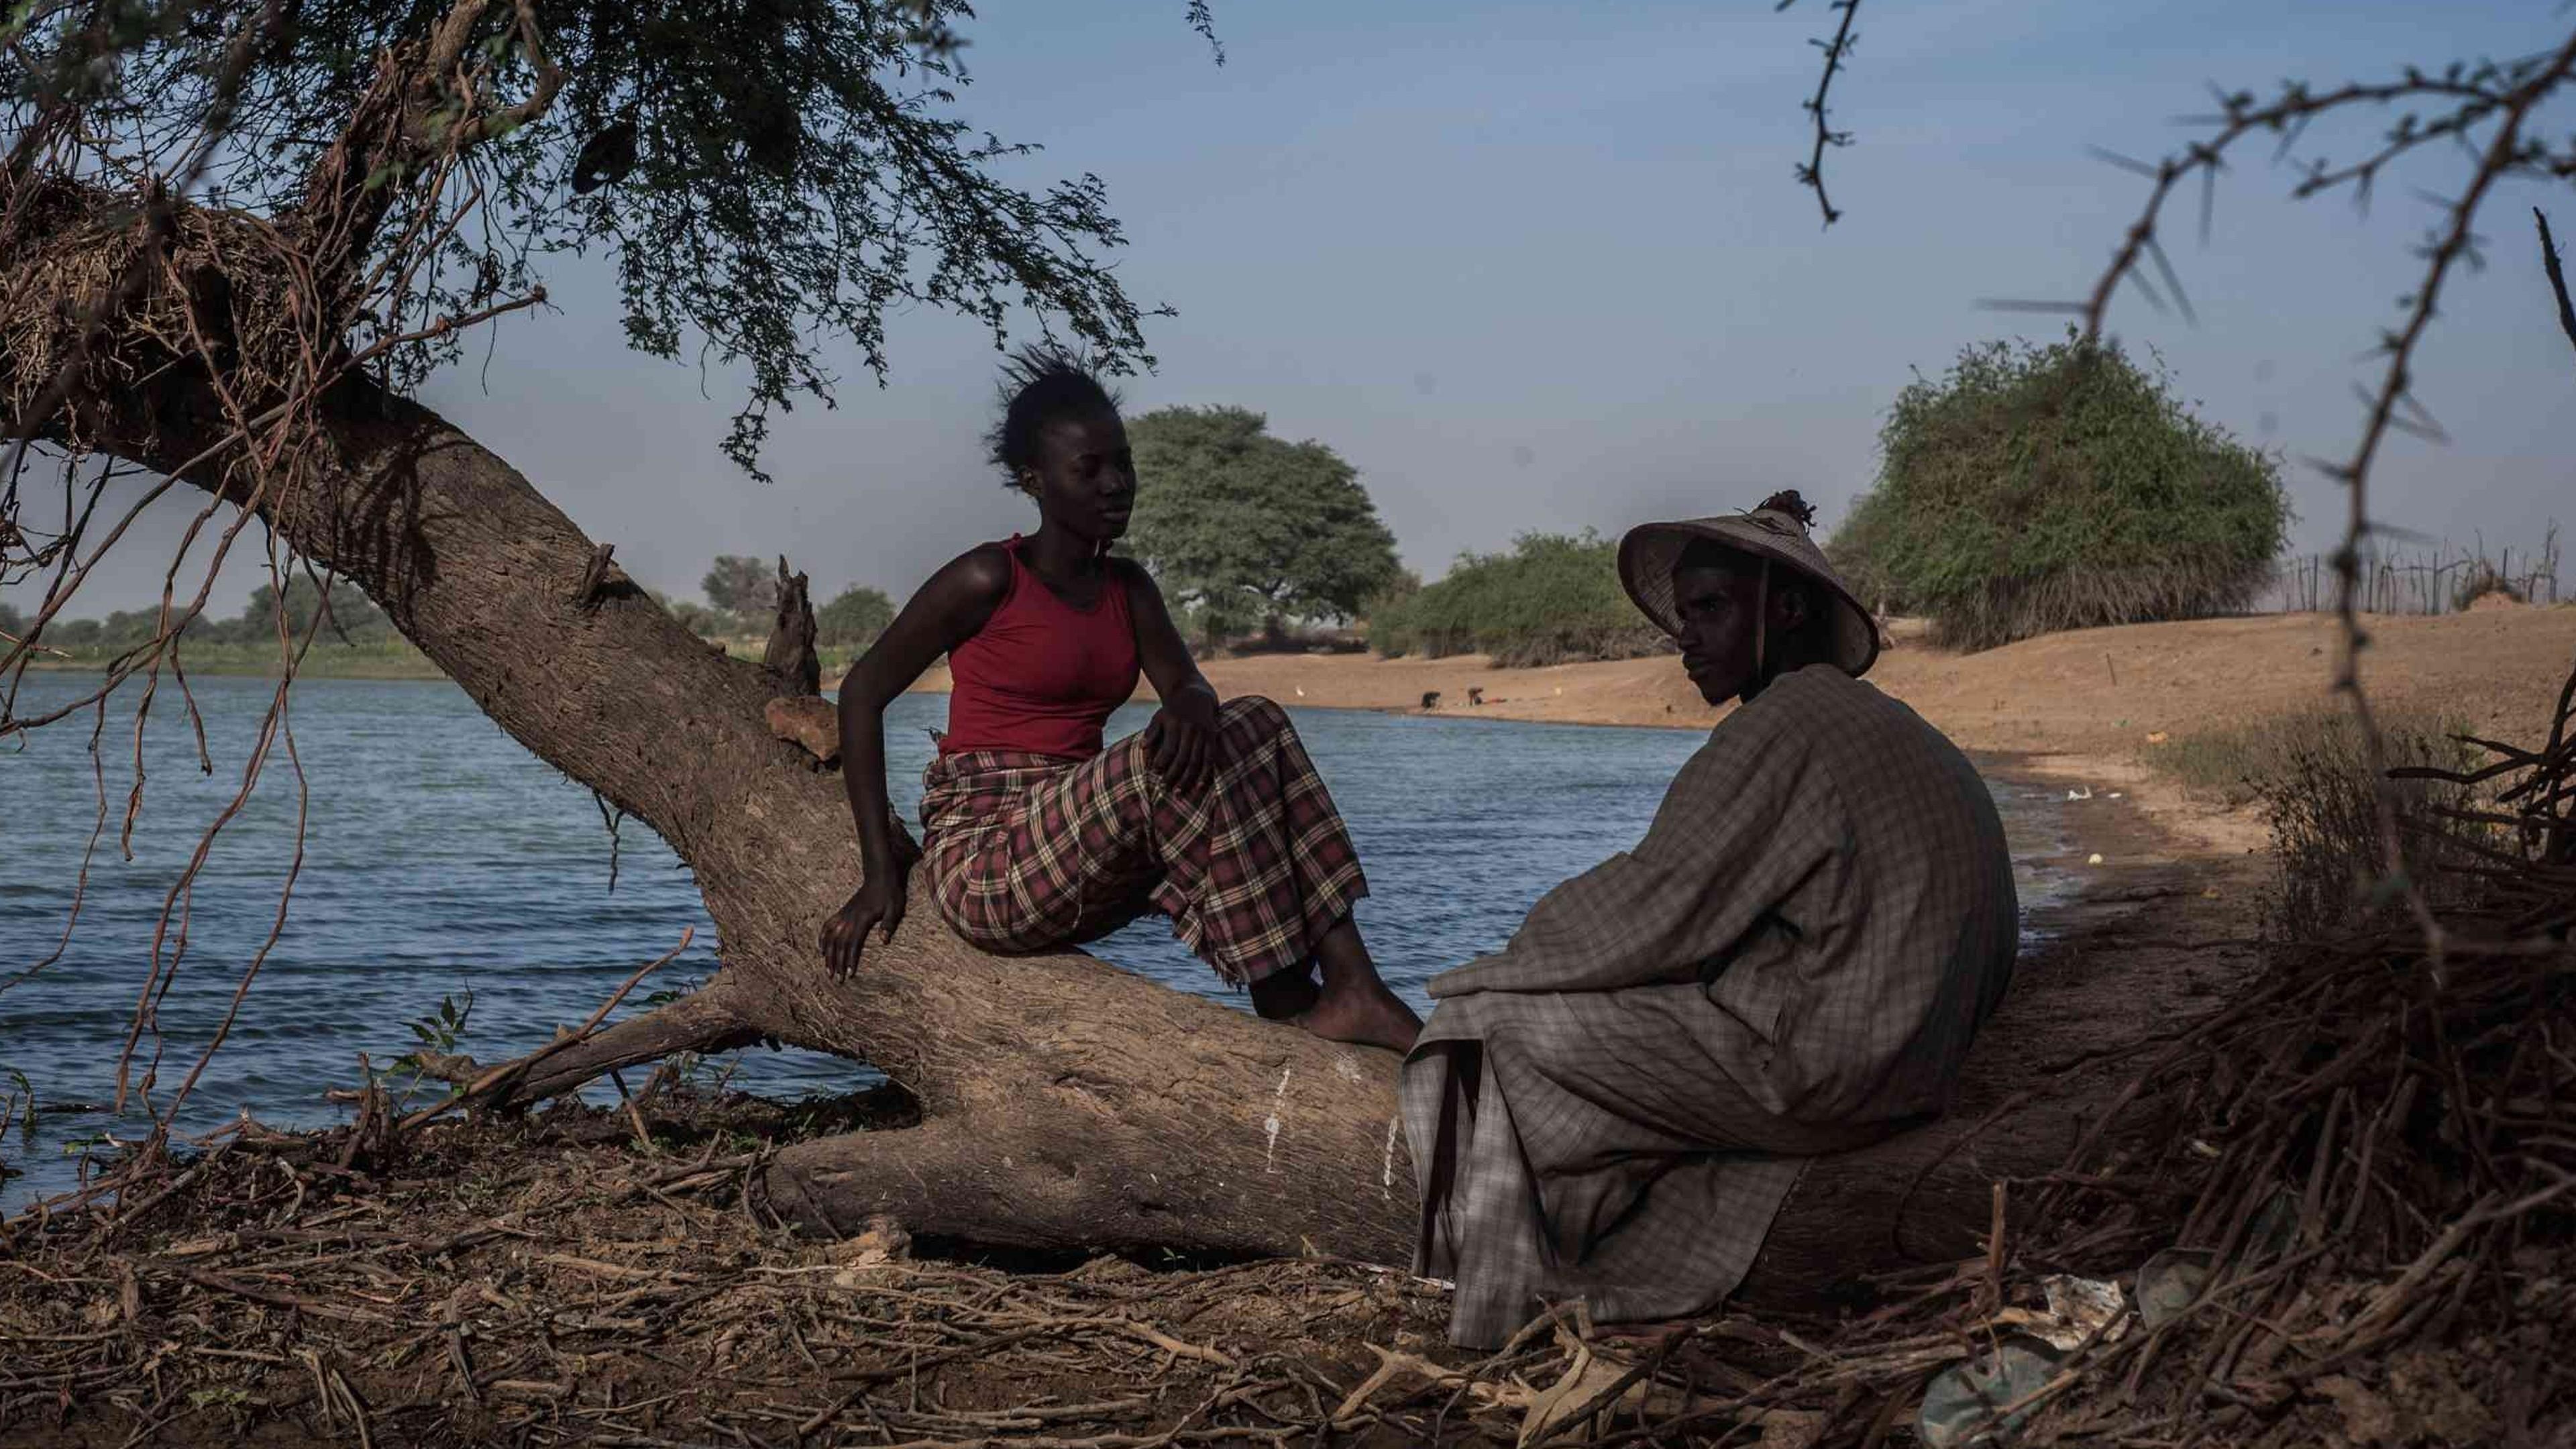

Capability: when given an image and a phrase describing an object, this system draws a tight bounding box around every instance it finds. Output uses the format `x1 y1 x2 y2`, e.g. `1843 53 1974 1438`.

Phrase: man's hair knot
1757 489 1817 528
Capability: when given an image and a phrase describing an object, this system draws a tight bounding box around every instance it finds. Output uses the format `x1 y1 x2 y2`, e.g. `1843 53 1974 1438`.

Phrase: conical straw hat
1616 492 1881 678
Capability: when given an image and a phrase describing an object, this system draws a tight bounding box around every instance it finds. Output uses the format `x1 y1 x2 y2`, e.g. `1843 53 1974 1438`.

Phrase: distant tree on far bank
241 578 394 645
1124 408 1402 652
1834 333 2287 651
1371 531 1668 667
816 585 896 647
26 577 400 657
702 555 782 620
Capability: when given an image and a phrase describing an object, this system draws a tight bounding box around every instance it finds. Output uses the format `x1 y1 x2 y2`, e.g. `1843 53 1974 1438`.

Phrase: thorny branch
1780 0 1862 227
2045 27 2576 971
2540 207 2576 358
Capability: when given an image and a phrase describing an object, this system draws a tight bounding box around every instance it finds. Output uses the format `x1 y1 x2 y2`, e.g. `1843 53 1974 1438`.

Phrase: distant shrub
2147 708 2489 942
25 578 394 655
2450 564 2524 611
1358 570 1421 657
1823 489 1913 618
1850 331 2288 651
816 585 894 647
1368 531 1668 667
2257 716 2493 945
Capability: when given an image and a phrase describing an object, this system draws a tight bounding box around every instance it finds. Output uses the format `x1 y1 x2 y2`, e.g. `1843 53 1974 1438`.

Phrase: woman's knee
1220 694 1291 739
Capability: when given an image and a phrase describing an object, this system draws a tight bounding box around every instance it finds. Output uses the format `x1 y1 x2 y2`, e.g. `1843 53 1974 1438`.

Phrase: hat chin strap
1752 557 1770 681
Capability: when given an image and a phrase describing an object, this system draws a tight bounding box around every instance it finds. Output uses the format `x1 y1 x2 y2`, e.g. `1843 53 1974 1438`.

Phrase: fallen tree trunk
9 192 2226 1309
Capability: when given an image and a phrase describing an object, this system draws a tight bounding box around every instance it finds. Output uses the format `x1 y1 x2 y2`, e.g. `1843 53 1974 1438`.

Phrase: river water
1 674 2074 1207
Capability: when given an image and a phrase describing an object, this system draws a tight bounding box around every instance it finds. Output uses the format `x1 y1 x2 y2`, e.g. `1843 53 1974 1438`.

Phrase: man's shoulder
1741 666 1986 784
1721 664 1866 736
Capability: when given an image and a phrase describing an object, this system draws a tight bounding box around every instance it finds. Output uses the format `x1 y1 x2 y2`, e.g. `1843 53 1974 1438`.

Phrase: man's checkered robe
1399 664 2019 1348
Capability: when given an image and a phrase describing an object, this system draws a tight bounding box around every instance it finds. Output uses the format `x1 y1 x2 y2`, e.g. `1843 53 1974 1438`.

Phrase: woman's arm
820 547 1010 977
1119 560 1221 796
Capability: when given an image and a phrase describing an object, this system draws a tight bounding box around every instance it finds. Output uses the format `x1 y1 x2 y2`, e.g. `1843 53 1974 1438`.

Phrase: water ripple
1 675 2063 1206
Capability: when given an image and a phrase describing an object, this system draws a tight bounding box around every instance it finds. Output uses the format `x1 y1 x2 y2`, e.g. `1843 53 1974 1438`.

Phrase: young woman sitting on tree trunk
818 349 1424 1052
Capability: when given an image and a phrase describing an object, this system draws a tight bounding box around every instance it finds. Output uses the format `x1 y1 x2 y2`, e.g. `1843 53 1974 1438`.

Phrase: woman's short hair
984 344 1123 486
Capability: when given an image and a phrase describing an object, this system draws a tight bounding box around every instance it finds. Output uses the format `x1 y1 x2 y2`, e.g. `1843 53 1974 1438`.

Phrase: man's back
1705 663 2019 1126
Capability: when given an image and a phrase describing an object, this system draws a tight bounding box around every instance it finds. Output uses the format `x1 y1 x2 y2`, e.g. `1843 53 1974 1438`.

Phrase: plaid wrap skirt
918 696 1368 985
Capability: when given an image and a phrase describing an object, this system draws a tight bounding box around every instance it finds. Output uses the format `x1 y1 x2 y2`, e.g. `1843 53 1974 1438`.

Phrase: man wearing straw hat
1399 490 2020 1349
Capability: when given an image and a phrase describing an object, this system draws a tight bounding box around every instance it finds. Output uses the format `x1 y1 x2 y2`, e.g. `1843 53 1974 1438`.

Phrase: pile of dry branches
0 1089 1876 1449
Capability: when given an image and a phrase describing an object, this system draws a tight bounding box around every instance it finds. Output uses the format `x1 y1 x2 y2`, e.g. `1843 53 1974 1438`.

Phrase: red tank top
940 537 1142 759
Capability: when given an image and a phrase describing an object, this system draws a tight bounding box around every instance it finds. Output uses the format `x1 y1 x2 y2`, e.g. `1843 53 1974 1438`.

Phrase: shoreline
32 606 2564 855
874 606 2573 856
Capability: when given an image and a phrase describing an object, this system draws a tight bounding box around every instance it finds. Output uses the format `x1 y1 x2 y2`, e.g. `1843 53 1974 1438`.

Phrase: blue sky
28 1 2576 616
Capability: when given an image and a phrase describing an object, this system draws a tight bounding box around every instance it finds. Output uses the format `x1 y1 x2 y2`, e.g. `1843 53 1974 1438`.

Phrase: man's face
1671 557 1762 706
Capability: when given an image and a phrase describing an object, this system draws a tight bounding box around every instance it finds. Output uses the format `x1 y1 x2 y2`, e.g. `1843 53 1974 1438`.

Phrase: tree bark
10 194 2210 1312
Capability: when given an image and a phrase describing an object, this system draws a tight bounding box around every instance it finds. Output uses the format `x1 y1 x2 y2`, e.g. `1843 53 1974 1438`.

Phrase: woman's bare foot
1297 979 1422 1053
1297 916 1422 1051
1249 965 1322 1020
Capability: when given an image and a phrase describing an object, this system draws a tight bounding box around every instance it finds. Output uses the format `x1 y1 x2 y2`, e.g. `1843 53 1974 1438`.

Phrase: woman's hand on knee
821 867 908 978
1144 696 1218 796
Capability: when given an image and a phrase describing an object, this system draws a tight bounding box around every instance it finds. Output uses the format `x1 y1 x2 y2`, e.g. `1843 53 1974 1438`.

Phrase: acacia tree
1122 406 1401 651
6 0 2572 1283
702 555 783 621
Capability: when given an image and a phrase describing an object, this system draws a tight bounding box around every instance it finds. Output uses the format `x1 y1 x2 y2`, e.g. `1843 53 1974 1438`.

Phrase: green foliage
702 555 780 618
382 989 476 1108
816 584 893 646
25 576 397 657
0 599 21 638
4 1067 32 1144
1822 488 1913 616
649 590 731 639
239 577 394 645
398 989 476 1063
1368 531 1668 668
1123 407 1401 649
5 0 1161 478
1846 332 2288 649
